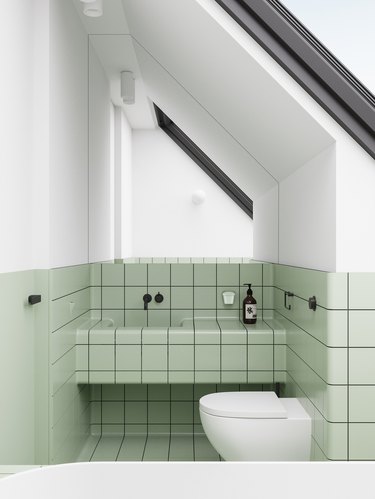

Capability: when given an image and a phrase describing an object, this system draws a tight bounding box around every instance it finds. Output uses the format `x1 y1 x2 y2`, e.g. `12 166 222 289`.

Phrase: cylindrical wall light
81 0 103 17
121 71 135 105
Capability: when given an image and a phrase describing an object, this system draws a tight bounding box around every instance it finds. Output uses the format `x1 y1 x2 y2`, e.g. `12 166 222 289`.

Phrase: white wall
49 0 89 268
279 145 336 271
114 107 132 259
88 41 113 263
336 142 375 272
132 129 253 257
0 0 37 273
253 185 279 263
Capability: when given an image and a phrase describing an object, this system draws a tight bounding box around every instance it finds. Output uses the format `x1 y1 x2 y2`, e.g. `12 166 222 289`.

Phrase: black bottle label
245 304 257 320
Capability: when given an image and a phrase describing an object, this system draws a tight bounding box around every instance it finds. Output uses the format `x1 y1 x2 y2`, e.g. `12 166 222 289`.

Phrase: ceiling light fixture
81 0 103 18
120 71 135 105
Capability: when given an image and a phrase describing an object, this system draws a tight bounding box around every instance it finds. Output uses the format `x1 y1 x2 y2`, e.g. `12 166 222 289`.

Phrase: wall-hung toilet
199 391 311 461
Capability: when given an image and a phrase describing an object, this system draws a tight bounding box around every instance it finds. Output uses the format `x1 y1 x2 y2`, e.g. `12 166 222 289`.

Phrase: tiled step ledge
76 318 286 384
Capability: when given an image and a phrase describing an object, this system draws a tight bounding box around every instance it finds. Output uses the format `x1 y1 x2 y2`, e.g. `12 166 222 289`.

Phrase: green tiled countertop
76 318 285 384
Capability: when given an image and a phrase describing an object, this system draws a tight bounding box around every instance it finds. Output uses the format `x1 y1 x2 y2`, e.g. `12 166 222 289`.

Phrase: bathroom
1 0 375 486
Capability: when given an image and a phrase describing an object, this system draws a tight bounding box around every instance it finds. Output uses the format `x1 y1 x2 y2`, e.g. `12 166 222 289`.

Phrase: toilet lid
199 392 287 419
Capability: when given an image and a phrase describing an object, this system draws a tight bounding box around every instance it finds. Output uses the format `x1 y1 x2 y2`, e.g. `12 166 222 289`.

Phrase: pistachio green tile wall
49 264 93 464
274 265 375 461
89 383 274 436
95 261 266 326
0 270 49 465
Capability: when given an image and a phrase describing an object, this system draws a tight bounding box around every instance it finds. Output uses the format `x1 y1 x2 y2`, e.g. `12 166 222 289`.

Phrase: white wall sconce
121 71 135 105
80 0 103 18
192 189 206 205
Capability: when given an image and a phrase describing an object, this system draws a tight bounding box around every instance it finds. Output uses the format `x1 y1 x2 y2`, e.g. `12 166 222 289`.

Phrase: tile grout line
347 272 350 461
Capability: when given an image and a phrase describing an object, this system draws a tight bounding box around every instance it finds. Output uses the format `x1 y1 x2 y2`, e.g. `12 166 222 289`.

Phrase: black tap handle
143 294 152 310
155 292 164 304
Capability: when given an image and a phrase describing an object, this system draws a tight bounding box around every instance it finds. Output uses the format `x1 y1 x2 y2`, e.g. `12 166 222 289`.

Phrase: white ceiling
72 0 336 196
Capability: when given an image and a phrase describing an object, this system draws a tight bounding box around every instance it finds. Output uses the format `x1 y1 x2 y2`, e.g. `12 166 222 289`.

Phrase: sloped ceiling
121 0 334 184
73 0 335 199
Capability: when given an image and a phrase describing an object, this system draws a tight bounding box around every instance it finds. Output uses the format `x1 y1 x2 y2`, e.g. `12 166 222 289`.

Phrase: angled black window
154 104 253 219
214 0 375 159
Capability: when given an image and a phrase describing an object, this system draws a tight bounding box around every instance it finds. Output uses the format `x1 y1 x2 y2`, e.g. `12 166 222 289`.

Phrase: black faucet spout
143 293 152 310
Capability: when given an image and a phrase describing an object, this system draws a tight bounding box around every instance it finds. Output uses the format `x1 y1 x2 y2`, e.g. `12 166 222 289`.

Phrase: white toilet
199 391 311 461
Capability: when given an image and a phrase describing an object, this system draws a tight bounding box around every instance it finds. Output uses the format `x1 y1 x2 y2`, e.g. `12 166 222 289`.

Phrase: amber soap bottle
243 283 257 324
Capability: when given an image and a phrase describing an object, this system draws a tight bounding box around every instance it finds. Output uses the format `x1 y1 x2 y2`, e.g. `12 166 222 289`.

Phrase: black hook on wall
284 291 294 310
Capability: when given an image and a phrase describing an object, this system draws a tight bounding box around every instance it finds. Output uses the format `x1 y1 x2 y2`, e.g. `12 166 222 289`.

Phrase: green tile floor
79 433 221 462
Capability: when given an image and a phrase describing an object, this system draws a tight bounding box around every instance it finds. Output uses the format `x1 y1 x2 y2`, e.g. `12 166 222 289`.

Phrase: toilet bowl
199 391 311 461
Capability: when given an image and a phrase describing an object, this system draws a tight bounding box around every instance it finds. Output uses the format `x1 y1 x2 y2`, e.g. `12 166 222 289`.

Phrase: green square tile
349 386 375 422
102 401 124 424
169 372 194 383
116 328 142 344
194 264 216 286
102 287 124 309
76 345 88 370
148 264 170 286
262 264 273 286
171 287 193 309
348 273 375 309
171 385 193 400
147 311 170 327
116 345 141 370
142 345 167 370
217 286 240 310
248 345 273 371
102 385 124 401
125 385 147 400
240 264 262 286
125 264 147 286
148 401 170 423
125 287 147 309
90 263 102 286
125 310 147 327
349 310 375 346
116 371 142 383
222 345 247 370
274 345 286 370
142 327 167 344
171 264 193 285
194 287 216 309
221 371 247 383
142 372 168 383
148 287 170 309
195 371 220 383
169 345 194 370
193 384 216 400
247 371 273 383
171 310 194 326
90 287 101 309
349 424 375 459
102 310 125 327
89 345 114 370
148 384 170 401
349 348 375 384
324 422 347 460
217 264 239 286
326 348 347 384
195 345 220 370
102 264 124 286
89 371 115 383
171 402 193 424
125 402 147 424
91 402 101 424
